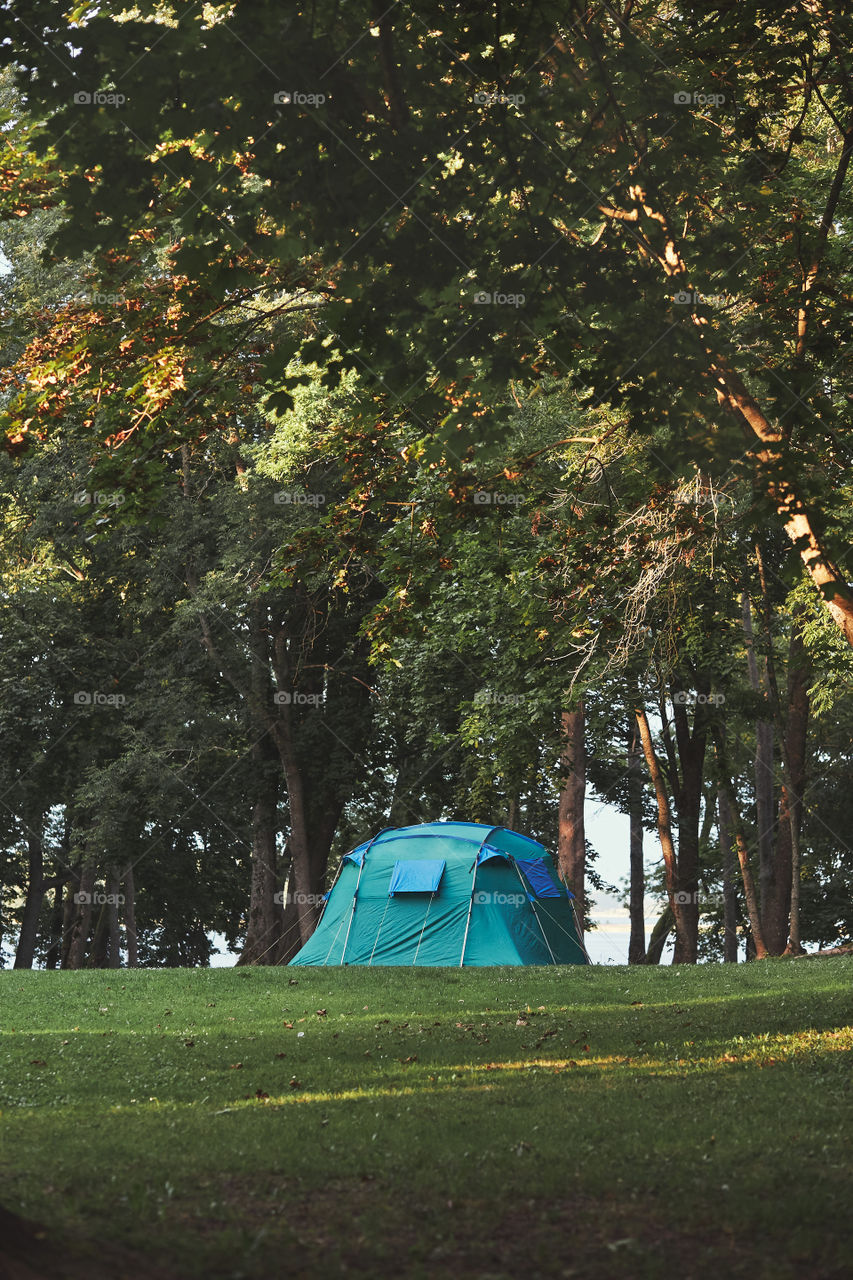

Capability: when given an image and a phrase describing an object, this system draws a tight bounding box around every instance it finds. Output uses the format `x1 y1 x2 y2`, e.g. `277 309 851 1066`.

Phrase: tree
2 2 851 644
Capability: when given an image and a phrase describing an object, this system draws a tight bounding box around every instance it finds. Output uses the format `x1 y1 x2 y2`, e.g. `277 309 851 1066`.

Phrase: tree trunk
238 735 282 965
106 866 122 968
643 904 674 965
45 884 64 970
89 897 110 968
779 621 810 955
711 724 769 958
61 867 80 968
275 851 306 964
65 862 96 969
753 563 811 954
557 702 586 912
634 706 692 959
124 864 138 967
627 720 645 964
670 691 710 964
742 593 777 933
717 788 739 963
13 826 46 970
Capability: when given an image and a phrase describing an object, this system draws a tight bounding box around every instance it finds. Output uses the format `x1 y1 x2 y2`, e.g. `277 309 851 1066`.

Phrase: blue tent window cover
516 857 562 898
388 859 446 895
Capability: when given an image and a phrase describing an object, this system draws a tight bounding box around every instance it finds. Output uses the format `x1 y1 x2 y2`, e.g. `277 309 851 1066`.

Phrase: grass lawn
1 959 851 1279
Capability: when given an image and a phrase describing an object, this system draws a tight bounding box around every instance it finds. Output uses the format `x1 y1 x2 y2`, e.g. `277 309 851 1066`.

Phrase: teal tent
289 821 589 966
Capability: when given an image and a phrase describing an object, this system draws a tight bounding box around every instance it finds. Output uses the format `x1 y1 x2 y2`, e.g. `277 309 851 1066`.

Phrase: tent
288 821 589 966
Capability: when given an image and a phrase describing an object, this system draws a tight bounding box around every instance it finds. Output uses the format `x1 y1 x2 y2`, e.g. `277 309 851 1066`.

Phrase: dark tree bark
778 621 810 955
634 706 693 960
65 862 96 969
643 904 674 965
742 593 777 928
557 702 586 913
13 825 46 970
752 561 811 954
89 898 110 969
45 883 64 970
61 866 80 969
275 839 314 965
238 767 282 964
717 788 739 963
669 690 709 963
106 866 122 968
627 720 646 964
711 723 769 958
124 864 138 968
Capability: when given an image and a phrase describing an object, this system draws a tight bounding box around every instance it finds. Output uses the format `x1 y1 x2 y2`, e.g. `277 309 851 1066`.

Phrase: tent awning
388 859 446 895
477 844 510 866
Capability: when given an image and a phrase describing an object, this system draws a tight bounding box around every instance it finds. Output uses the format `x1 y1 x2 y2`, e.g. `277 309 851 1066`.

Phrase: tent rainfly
288 821 589 967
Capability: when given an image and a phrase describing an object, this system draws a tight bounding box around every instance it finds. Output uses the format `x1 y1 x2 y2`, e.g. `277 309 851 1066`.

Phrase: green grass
1 961 852 1279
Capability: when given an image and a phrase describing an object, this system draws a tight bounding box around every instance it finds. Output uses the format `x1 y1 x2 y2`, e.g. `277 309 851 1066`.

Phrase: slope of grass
1 960 851 1279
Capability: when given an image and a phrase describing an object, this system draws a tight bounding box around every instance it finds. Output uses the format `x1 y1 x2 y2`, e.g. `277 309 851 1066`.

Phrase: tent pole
513 860 558 965
367 894 393 966
339 858 366 966
459 865 478 968
459 826 503 968
338 824 394 962
556 866 593 965
318 854 352 964
412 892 436 965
